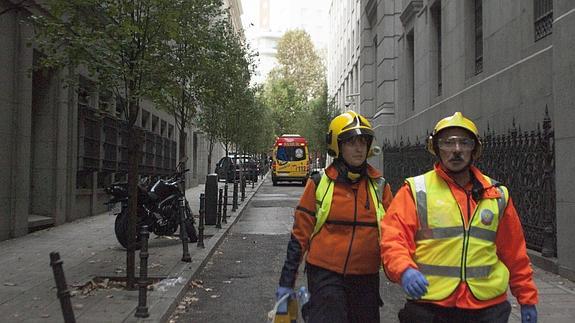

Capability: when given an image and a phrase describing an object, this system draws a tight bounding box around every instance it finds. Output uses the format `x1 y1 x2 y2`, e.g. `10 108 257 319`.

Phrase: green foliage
297 82 338 160
31 0 275 161
275 29 325 100
263 68 306 135
261 29 331 158
31 0 175 125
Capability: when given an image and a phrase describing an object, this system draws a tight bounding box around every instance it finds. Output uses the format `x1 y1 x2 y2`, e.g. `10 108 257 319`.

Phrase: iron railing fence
383 110 555 256
77 104 177 188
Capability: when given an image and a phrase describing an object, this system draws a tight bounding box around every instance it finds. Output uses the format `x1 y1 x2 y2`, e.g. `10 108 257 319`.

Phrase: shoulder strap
372 177 386 204
311 172 322 188
312 174 334 237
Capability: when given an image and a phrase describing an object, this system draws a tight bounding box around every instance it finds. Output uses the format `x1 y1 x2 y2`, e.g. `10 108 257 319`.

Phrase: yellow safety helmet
427 112 482 158
326 111 374 157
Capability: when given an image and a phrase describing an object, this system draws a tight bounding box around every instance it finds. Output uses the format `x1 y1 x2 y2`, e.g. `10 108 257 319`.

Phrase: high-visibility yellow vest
312 173 386 238
406 170 510 301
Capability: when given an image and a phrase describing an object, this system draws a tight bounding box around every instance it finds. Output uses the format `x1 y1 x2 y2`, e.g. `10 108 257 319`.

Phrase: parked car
215 155 259 182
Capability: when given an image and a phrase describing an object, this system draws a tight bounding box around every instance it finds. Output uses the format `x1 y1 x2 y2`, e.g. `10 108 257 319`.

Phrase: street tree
194 18 256 173
263 68 306 135
32 0 176 288
298 83 339 167
275 29 325 100
262 29 328 147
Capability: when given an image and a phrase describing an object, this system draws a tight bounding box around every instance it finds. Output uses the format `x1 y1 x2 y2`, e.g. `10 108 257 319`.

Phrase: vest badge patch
480 209 494 226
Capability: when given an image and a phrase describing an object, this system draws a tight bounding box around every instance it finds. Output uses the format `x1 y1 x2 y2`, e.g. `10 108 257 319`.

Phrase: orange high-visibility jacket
279 163 393 288
380 163 538 308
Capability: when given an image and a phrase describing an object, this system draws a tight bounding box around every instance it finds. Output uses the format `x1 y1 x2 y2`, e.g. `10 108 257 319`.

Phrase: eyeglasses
342 135 368 146
437 136 476 151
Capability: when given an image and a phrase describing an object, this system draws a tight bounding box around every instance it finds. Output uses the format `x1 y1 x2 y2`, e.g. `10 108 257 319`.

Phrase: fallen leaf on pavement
205 288 213 292
73 304 84 309
4 282 17 286
40 314 50 318
191 280 203 288
210 294 220 298
222 280 232 284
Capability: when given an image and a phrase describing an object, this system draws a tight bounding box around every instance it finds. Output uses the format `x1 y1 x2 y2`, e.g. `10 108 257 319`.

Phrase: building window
475 0 483 74
141 110 150 129
534 0 553 41
406 31 415 111
356 20 360 47
431 2 442 96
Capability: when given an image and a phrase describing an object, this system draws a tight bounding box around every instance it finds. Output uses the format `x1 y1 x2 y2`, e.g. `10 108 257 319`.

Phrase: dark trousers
398 300 511 323
304 263 382 323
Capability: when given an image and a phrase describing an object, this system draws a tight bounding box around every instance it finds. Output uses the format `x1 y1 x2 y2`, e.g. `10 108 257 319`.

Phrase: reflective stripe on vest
312 173 386 239
407 170 510 301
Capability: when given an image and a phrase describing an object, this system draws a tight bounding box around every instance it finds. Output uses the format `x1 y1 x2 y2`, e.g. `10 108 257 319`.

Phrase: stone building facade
0 0 243 241
329 0 574 278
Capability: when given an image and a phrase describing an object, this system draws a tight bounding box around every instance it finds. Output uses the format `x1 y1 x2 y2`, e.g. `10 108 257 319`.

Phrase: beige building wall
352 0 575 279
328 0 362 113
552 0 575 281
0 0 239 241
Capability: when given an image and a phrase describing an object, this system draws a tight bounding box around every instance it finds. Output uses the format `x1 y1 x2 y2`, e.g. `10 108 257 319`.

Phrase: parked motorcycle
105 159 197 249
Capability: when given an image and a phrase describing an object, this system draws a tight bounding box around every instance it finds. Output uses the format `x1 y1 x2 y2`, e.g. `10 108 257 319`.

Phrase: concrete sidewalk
507 263 575 322
0 177 265 323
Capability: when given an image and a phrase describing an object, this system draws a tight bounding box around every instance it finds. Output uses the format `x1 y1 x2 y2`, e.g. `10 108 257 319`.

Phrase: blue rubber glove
275 286 294 314
521 305 537 323
401 268 429 299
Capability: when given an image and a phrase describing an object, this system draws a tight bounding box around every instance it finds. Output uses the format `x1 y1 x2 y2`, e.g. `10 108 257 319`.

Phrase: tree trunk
179 128 187 161
207 137 214 174
178 128 187 190
126 123 140 289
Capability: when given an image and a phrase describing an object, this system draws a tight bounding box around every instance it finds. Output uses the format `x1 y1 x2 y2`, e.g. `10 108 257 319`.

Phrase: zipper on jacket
462 190 479 281
342 188 358 275
452 183 467 281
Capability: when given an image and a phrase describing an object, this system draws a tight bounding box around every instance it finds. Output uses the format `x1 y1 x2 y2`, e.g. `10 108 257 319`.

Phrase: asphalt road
170 177 405 323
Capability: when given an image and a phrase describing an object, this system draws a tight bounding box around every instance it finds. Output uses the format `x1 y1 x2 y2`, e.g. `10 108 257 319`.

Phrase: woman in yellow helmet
276 111 394 322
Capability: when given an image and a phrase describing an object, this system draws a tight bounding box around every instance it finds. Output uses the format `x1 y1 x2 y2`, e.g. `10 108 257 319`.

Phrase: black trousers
303 263 382 323
398 300 511 323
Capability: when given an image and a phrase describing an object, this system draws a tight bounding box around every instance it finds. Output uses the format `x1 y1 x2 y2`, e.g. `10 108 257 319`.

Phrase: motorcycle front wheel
114 210 142 250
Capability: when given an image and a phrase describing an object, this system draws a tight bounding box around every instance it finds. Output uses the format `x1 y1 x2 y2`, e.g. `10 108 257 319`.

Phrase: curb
125 175 267 322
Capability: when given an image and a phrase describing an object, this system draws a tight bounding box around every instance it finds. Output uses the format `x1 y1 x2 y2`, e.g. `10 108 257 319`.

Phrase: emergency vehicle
272 134 310 186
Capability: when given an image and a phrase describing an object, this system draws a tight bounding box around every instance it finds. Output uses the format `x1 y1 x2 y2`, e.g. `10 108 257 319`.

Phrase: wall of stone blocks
553 0 575 281
360 0 575 277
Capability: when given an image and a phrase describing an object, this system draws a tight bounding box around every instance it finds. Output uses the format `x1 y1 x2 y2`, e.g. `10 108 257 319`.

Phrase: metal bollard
179 197 191 262
135 226 150 318
49 252 76 323
198 193 205 248
223 184 228 224
232 178 238 211
216 188 223 229
541 225 555 257
241 176 246 201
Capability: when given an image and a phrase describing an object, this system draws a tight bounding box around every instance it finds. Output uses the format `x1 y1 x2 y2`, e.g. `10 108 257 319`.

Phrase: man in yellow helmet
380 112 539 322
276 111 394 322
